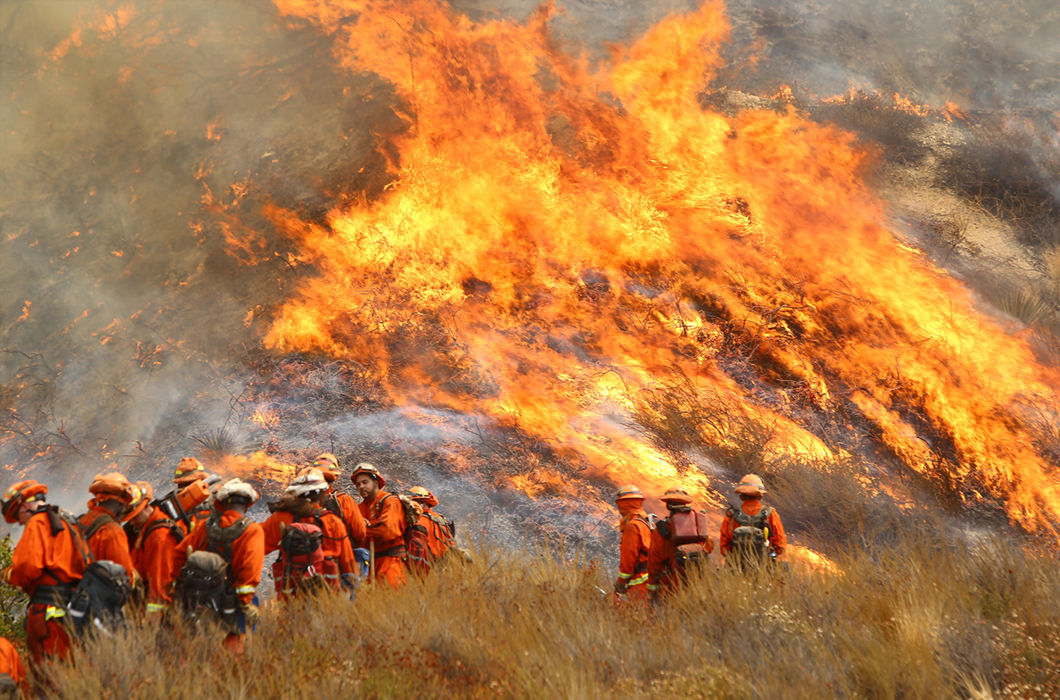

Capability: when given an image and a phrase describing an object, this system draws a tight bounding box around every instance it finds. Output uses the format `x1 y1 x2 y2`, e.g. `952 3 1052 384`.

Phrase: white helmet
215 478 259 505
285 468 327 498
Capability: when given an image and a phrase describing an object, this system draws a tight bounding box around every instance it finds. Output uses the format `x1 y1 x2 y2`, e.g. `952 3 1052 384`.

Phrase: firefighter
0 636 26 697
406 486 455 574
612 484 652 604
125 481 181 618
170 457 214 533
719 473 786 571
312 453 367 546
351 463 408 588
172 478 264 654
646 488 713 600
78 471 138 582
1 480 87 663
262 468 358 597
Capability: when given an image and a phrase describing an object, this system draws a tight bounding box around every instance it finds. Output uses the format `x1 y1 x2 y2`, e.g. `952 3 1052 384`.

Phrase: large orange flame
263 0 1059 535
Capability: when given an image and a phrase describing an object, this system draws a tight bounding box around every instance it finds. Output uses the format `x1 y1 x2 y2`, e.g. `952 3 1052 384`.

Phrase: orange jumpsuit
262 507 357 591
3 507 87 663
0 637 26 694
173 509 265 653
358 492 407 587
78 506 138 581
719 498 786 562
616 511 652 603
646 515 714 596
131 508 181 615
324 491 367 547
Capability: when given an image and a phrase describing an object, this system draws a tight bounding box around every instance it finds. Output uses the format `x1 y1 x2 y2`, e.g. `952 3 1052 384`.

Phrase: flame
252 0 1060 535
211 451 299 486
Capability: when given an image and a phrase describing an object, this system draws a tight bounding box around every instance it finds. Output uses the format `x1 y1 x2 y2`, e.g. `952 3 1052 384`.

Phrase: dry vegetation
19 531 1057 699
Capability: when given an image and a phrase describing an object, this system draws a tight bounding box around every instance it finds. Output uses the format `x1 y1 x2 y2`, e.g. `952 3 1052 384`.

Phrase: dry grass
28 531 1059 699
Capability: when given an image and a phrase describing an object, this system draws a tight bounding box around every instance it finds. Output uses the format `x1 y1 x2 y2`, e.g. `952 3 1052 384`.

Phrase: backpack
172 550 229 623
657 507 711 572
405 518 432 575
175 511 251 629
274 521 327 594
66 561 132 635
63 510 132 635
727 505 773 570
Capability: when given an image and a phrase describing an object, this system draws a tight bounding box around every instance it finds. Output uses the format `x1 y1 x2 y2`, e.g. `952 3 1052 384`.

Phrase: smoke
0 0 399 486
1 0 1058 547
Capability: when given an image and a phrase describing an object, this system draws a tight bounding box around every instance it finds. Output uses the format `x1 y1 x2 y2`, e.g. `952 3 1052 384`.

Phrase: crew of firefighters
0 456 781 689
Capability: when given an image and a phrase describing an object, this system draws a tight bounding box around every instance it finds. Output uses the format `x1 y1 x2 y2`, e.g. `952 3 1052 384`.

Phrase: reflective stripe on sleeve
629 573 649 586
234 585 256 595
44 605 66 621
617 572 632 580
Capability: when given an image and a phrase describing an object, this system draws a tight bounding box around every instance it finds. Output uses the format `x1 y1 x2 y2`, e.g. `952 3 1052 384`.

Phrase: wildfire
251 0 1060 536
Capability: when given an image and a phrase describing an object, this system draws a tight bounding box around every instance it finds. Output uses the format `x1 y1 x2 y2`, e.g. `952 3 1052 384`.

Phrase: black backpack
727 505 774 570
173 550 230 622
66 560 132 635
58 509 132 636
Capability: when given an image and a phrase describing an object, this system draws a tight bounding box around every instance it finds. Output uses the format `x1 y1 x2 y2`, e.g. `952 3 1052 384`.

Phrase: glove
613 578 629 595
239 601 260 628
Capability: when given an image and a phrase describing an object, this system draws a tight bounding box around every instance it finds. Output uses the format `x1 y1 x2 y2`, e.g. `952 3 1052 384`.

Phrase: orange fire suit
78 506 138 581
646 515 714 596
0 636 26 695
262 506 356 592
131 509 181 616
173 509 265 654
719 498 786 558
358 492 407 587
3 507 87 663
324 490 367 547
616 510 652 603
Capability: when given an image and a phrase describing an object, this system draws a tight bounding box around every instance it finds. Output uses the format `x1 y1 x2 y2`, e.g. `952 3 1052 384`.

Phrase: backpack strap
203 512 252 564
138 517 183 549
44 505 95 566
81 510 118 540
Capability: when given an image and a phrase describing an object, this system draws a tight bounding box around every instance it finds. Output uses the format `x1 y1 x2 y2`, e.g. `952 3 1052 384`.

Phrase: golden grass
31 534 1059 699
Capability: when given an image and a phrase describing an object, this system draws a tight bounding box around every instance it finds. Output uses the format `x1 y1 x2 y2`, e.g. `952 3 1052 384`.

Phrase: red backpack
406 518 431 575
273 521 331 595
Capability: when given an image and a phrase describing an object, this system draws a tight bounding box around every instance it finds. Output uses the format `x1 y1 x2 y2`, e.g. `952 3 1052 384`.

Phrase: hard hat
615 484 644 502
286 468 328 497
173 457 207 485
660 487 693 505
350 462 385 488
89 472 134 503
124 481 154 522
215 478 259 506
2 480 47 524
407 486 438 508
734 473 765 497
311 453 340 483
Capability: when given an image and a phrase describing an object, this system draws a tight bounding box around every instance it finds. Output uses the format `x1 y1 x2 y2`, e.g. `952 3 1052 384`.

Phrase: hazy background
1 0 1057 530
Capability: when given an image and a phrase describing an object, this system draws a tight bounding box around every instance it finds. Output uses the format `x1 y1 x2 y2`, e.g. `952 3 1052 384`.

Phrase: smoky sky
1 0 1057 508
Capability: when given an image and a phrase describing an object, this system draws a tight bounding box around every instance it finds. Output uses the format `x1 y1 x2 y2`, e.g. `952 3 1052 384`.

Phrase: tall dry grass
32 530 1059 699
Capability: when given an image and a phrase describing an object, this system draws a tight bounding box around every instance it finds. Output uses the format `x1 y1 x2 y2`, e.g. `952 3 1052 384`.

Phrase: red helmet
350 462 385 489
2 480 47 524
